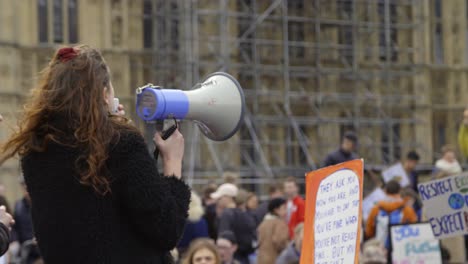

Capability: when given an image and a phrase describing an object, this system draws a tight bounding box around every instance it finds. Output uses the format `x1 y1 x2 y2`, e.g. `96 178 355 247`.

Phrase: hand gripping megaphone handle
153 120 178 162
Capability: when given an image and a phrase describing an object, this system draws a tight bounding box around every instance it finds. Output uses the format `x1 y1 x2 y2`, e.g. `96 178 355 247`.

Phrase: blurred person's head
361 239 387 264
203 184 218 206
216 231 238 263
189 192 205 222
0 114 3 123
246 192 259 211
401 187 422 209
222 171 239 186
403 151 420 172
235 189 249 209
182 238 220 264
268 197 287 219
0 45 136 195
464 108 468 125
441 145 457 163
384 180 401 198
284 177 299 199
341 131 358 153
268 185 283 199
211 183 238 215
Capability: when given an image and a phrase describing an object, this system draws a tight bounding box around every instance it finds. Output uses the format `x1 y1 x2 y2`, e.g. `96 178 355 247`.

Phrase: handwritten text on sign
314 169 360 264
418 173 468 239
390 223 442 264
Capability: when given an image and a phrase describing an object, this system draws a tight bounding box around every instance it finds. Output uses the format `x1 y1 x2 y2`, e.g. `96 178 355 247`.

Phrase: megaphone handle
153 123 178 162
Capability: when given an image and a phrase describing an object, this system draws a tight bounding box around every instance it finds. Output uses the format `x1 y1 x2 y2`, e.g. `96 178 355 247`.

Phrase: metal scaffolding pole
139 0 425 189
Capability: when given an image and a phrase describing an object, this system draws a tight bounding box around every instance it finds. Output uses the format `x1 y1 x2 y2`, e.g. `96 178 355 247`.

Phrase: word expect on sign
418 173 468 239
390 223 442 264
301 160 363 264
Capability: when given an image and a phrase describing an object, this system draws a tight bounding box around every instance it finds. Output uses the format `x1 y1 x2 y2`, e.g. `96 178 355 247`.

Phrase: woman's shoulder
112 129 146 150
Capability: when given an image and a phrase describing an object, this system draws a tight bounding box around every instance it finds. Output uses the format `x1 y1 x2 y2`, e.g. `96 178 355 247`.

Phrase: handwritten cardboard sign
390 223 442 264
300 160 363 264
418 173 468 239
382 162 410 187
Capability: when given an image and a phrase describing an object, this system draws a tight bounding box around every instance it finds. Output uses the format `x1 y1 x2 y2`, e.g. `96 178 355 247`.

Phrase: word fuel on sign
391 223 442 264
313 169 360 264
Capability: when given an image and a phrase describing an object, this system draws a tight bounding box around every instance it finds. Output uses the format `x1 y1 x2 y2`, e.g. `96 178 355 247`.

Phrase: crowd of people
2 45 468 264
175 175 305 264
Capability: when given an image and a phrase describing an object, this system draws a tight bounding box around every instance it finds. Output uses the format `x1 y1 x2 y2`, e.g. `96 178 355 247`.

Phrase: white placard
418 173 468 239
362 188 386 222
314 169 361 264
390 223 442 264
382 162 410 187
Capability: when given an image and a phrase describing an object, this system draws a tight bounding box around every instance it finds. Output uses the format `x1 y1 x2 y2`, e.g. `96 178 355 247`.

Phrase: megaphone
135 72 245 141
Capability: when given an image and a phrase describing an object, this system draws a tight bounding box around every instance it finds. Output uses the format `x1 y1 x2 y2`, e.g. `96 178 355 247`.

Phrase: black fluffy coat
21 131 191 264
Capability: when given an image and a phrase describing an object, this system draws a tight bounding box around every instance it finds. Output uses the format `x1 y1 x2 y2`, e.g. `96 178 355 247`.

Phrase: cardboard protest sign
418 173 468 239
382 162 410 187
390 223 442 264
300 160 363 264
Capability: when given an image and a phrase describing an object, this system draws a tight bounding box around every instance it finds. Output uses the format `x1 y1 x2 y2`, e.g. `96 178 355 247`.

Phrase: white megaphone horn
135 72 245 141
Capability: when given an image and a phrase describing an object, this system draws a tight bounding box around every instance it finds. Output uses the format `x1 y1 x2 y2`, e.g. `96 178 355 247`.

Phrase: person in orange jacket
283 177 305 239
365 180 417 248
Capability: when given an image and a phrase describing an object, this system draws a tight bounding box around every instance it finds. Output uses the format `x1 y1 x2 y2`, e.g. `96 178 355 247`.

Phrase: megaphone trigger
161 118 178 140
153 118 178 162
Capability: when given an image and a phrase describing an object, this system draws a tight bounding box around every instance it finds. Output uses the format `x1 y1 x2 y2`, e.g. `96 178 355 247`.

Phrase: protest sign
418 172 468 239
382 162 410 187
300 160 363 264
390 223 442 264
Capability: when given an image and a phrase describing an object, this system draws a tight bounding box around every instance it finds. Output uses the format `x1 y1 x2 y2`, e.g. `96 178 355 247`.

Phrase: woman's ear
103 86 110 105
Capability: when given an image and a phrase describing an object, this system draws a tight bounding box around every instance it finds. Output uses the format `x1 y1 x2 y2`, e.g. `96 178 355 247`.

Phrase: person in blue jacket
178 192 209 256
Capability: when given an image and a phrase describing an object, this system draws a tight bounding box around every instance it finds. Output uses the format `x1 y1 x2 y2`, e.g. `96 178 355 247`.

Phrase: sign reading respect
418 173 468 239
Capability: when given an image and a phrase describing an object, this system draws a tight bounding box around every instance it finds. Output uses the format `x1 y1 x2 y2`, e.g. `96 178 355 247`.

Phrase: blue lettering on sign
418 178 454 201
429 211 464 237
345 215 357 225
332 246 345 258
341 231 356 242
335 178 345 188
330 235 340 245
337 192 346 199
393 225 420 241
317 199 327 207
404 241 440 256
448 193 465 210
320 182 333 192
315 250 325 260
349 185 359 195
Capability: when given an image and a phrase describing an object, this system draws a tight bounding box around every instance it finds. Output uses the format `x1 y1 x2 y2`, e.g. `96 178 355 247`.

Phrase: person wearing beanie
257 198 289 264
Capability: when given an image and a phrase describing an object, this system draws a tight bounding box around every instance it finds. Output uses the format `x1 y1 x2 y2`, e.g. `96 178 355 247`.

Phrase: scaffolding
137 0 428 190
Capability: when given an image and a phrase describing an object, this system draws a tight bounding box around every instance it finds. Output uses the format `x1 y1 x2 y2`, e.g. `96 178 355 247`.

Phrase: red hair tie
57 47 78 63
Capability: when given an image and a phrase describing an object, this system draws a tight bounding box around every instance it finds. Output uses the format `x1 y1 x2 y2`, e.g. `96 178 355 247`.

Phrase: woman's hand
116 104 125 116
154 129 184 179
0 206 14 230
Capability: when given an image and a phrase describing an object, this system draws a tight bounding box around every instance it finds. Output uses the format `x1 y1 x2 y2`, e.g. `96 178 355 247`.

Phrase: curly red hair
0 45 138 195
